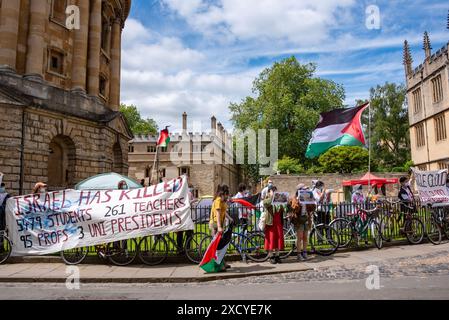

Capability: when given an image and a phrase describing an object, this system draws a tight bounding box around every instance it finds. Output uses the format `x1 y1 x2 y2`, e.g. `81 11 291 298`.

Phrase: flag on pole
199 227 232 273
305 102 369 159
157 127 170 147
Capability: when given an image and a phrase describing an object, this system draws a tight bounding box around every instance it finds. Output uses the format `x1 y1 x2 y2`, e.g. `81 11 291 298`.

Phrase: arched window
47 135 76 189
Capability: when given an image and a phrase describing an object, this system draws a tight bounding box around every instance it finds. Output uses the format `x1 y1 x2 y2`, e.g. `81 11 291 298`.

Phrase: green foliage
318 146 369 173
120 103 158 135
275 156 304 174
229 56 345 178
369 83 411 169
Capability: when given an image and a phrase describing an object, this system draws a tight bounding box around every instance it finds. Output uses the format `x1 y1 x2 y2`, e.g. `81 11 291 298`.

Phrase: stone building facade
403 32 449 171
0 0 133 195
128 113 241 197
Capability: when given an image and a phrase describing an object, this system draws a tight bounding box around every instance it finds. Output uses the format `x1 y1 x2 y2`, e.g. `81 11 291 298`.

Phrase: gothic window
438 162 449 170
412 88 422 114
128 144 134 153
51 0 67 25
415 123 425 147
431 75 443 103
147 145 156 153
434 114 447 142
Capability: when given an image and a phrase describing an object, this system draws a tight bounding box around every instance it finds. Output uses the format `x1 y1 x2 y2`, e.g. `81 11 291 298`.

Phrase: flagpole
368 101 371 196
151 144 158 185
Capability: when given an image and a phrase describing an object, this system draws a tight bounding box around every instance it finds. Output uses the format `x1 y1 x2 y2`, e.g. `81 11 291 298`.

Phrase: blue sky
120 0 449 133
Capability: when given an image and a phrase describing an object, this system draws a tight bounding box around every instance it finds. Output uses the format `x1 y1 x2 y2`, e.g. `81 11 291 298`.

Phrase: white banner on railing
411 168 449 204
6 176 193 256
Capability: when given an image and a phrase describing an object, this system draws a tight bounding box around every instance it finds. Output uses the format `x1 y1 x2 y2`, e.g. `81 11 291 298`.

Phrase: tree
318 146 369 173
275 156 304 174
369 83 410 169
229 56 345 178
120 104 158 135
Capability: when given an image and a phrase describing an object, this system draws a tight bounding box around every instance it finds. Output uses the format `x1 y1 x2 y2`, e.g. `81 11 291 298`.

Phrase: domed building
0 0 133 195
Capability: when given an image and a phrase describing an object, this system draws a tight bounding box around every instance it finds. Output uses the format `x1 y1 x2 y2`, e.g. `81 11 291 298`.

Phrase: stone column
0 0 21 72
71 0 90 92
87 0 102 96
109 17 122 110
25 0 47 79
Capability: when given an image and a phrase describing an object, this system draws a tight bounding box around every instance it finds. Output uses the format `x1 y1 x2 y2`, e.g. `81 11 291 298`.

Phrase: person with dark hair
209 185 233 236
312 180 329 225
140 179 146 187
263 185 284 264
398 176 416 215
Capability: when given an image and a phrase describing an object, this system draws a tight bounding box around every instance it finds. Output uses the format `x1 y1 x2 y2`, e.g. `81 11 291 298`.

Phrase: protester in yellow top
209 185 233 237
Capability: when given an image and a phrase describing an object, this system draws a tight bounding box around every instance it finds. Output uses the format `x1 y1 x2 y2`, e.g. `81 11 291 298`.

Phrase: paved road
1 248 449 299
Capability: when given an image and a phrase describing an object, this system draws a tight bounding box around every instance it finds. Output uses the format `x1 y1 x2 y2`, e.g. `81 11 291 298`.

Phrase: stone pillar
87 0 102 96
71 0 90 92
0 0 21 72
109 17 122 110
25 0 47 79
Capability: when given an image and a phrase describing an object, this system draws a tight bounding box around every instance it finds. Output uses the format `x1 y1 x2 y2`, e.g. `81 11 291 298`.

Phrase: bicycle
427 203 449 245
379 200 425 245
0 229 12 265
199 222 269 263
281 212 340 259
60 239 138 266
138 231 212 266
330 205 383 249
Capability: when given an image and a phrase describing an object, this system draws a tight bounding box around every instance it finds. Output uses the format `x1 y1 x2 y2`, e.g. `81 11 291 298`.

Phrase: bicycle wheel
280 227 296 259
245 232 269 262
185 232 209 264
404 217 425 245
427 217 442 245
0 235 12 265
107 239 138 266
379 214 394 242
60 246 89 265
329 218 353 248
309 224 339 256
138 236 168 266
370 220 383 249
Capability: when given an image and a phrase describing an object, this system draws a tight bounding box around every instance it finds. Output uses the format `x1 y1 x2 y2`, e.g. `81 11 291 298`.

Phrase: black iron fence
81 199 441 257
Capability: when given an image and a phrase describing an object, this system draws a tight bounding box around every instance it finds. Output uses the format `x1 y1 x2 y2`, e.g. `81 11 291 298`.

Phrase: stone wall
0 103 130 195
265 173 407 202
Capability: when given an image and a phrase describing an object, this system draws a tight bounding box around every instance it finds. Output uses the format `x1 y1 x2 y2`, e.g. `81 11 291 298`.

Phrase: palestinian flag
157 127 170 147
306 103 369 159
199 227 232 273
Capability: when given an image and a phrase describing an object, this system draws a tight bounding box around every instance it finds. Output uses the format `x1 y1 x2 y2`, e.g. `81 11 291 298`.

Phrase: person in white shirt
312 181 329 225
261 180 273 200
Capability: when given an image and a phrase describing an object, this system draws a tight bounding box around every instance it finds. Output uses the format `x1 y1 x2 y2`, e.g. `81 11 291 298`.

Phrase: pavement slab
0 242 448 283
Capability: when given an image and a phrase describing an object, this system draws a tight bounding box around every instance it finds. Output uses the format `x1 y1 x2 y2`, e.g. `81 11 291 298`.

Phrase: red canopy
342 172 398 187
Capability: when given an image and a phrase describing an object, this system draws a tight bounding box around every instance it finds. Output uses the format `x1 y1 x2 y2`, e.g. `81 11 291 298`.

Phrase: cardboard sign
411 168 449 204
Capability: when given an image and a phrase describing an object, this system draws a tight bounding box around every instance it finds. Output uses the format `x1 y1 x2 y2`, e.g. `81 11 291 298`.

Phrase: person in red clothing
263 185 285 264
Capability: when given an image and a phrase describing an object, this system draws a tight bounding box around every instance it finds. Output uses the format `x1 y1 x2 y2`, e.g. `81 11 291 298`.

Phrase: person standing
261 179 273 200
398 176 415 213
263 185 285 264
0 178 10 232
351 185 365 205
312 181 328 225
209 185 233 237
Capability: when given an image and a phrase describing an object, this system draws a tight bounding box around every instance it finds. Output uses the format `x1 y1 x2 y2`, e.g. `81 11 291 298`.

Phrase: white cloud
120 19 258 131
163 0 356 46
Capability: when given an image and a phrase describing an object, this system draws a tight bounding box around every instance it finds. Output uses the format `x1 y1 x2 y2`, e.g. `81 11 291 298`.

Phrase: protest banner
411 168 449 204
6 176 194 256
